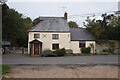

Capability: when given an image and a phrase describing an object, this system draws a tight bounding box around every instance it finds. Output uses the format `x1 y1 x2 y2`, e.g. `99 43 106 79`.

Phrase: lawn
1 65 10 74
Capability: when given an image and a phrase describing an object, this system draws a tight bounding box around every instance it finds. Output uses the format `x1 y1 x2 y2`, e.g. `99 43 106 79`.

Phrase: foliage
32 16 40 26
42 49 55 57
81 47 91 54
2 65 10 74
2 3 32 47
96 40 108 44
68 21 78 28
54 48 66 57
108 40 115 52
97 53 109 55
89 43 95 54
102 48 112 53
84 13 120 41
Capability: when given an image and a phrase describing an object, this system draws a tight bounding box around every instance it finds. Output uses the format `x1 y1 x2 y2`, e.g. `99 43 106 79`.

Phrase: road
2 54 118 65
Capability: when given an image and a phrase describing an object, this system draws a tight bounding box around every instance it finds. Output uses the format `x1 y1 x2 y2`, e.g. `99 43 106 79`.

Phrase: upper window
34 34 40 38
79 41 85 48
52 34 59 39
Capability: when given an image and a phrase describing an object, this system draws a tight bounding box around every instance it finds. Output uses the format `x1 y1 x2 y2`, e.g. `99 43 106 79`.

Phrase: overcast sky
7 0 119 27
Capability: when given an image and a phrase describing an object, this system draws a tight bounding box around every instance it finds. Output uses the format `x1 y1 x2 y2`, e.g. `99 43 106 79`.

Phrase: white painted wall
70 41 81 53
70 41 96 53
28 32 71 54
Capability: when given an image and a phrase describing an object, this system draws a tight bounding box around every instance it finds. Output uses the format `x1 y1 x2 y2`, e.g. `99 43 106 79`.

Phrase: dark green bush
96 40 108 44
102 48 112 53
81 47 91 54
42 49 56 57
54 48 66 57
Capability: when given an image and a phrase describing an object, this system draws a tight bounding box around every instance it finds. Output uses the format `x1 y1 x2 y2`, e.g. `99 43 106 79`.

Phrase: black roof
70 28 94 41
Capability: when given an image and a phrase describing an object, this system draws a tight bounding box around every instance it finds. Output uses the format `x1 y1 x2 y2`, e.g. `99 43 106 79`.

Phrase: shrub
42 49 55 57
54 48 66 57
96 40 108 44
102 48 112 53
81 47 91 54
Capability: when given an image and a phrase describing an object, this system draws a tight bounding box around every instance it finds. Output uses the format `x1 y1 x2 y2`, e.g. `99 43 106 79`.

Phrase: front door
34 43 40 55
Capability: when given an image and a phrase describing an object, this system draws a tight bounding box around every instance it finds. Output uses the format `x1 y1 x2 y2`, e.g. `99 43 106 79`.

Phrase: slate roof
29 17 70 32
70 28 94 41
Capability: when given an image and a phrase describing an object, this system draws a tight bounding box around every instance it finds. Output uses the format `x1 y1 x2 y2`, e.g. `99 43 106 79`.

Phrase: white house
28 12 95 55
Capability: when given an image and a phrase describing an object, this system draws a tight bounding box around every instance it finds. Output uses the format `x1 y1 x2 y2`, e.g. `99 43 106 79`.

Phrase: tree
2 3 32 47
84 17 101 39
32 16 40 26
84 13 120 41
68 21 78 28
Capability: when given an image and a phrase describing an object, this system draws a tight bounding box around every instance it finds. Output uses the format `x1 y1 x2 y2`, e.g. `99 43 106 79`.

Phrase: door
34 43 40 55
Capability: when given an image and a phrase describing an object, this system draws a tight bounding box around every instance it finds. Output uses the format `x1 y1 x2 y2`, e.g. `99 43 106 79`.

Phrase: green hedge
54 48 66 57
42 49 56 57
81 47 91 54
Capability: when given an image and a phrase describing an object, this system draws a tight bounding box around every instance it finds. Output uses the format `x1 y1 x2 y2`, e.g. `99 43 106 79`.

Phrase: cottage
28 12 95 55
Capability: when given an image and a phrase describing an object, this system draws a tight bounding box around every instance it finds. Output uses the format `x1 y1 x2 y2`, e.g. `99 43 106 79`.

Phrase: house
28 12 95 55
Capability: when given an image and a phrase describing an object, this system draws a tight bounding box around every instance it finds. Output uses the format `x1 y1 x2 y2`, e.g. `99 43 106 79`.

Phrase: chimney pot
64 12 67 20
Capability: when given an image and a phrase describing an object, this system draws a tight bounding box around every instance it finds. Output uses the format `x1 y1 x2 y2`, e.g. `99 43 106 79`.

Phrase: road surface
2 54 118 65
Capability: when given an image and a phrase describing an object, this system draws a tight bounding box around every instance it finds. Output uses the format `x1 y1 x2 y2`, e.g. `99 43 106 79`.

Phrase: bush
96 40 108 44
54 48 66 57
42 49 56 57
97 53 109 55
81 47 91 54
102 48 112 53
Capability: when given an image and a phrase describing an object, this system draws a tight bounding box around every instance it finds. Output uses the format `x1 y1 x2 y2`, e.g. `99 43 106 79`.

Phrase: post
22 47 24 54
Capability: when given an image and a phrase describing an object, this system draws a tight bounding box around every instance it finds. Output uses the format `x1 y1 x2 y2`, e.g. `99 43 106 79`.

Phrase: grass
65 53 119 57
2 65 10 74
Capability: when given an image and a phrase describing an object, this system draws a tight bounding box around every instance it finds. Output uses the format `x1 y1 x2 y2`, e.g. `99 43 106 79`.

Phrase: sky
7 0 119 27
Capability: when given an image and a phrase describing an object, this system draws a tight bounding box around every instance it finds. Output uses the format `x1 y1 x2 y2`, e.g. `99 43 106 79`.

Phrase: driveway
2 53 118 65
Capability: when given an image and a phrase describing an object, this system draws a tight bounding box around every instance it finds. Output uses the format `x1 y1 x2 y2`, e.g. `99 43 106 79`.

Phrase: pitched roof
70 28 94 41
29 17 70 32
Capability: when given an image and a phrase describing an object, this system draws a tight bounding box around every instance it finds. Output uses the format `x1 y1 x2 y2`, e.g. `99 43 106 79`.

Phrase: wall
70 41 96 53
28 32 70 54
96 41 119 53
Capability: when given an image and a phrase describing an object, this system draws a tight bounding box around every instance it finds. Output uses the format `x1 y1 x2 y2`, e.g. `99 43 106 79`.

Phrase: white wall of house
28 32 71 54
70 41 95 53
70 41 81 53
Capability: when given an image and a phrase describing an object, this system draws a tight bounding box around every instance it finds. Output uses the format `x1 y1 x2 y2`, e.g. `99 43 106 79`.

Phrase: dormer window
52 34 59 39
34 34 40 38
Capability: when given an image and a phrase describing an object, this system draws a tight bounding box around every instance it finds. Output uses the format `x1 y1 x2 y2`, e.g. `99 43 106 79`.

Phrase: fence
3 47 28 54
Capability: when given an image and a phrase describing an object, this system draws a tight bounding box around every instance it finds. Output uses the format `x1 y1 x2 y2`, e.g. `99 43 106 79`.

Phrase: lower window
52 44 59 50
79 41 85 48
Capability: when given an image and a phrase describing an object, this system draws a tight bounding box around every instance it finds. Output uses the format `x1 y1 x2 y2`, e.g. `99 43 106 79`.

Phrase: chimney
64 12 67 20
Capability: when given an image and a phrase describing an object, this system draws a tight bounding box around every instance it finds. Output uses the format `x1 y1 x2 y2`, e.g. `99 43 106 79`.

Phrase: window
52 34 59 39
34 34 40 38
52 44 59 50
79 41 85 48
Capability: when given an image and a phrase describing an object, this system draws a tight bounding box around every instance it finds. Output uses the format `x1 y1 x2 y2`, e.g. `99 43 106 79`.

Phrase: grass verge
2 65 10 74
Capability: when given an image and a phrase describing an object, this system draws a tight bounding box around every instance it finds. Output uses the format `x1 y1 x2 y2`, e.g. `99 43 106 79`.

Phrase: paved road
2 54 118 65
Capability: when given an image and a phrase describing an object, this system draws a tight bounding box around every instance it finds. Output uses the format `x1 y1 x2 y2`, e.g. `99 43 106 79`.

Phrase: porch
29 39 42 56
